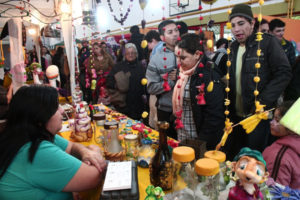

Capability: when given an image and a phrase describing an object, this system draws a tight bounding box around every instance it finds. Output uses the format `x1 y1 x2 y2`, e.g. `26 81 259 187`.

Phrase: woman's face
93 45 102 56
175 46 200 71
46 106 64 135
125 47 137 62
42 47 47 54
270 109 289 137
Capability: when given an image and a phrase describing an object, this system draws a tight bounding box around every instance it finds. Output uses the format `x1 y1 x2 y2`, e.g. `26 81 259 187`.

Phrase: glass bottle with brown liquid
149 121 173 190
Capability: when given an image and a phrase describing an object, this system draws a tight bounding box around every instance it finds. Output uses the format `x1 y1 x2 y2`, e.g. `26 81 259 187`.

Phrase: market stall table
59 112 159 200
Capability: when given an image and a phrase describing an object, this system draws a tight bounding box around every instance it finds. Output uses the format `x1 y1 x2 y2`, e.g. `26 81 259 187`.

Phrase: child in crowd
263 99 300 189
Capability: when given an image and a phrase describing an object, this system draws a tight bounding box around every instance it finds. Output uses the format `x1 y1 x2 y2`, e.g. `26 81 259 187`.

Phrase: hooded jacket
263 134 300 189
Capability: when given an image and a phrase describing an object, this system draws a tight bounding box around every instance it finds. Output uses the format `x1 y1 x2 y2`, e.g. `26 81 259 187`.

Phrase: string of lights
0 0 59 18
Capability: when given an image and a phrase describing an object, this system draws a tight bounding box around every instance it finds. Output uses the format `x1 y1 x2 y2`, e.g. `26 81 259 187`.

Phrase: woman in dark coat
172 33 225 150
106 43 146 120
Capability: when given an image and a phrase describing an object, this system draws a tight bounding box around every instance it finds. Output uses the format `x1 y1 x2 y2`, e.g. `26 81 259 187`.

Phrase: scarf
172 60 200 115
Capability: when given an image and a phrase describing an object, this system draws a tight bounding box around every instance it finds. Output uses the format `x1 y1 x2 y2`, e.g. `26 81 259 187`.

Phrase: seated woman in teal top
0 85 107 200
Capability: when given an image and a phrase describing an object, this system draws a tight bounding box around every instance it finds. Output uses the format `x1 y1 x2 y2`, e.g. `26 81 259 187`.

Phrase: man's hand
168 69 177 81
82 145 107 173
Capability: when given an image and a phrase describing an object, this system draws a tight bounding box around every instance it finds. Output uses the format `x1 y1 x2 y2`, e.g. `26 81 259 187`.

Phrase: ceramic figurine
228 147 269 200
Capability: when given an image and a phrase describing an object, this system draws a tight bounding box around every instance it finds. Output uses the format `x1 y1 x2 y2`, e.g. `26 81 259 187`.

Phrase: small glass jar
124 134 139 161
172 146 196 200
138 139 155 168
93 112 106 126
204 150 227 191
103 121 122 153
194 158 220 200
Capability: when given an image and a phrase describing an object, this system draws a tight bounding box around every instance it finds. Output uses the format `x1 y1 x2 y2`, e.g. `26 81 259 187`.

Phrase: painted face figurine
228 147 269 200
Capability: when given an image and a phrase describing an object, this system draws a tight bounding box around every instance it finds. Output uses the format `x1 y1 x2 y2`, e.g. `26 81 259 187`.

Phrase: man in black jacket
269 18 295 66
222 4 292 160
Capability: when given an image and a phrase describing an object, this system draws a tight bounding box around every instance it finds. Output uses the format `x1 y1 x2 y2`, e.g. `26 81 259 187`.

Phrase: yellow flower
257 49 261 57
227 48 230 54
227 36 232 41
227 9 232 15
225 87 230 92
258 14 262 22
142 111 148 118
254 90 259 96
91 79 96 90
141 40 148 49
207 39 213 49
226 22 232 30
141 78 148 85
259 0 264 6
224 99 230 106
255 62 261 69
226 73 230 80
226 60 231 67
256 34 263 41
224 110 230 115
254 76 260 83
207 81 214 92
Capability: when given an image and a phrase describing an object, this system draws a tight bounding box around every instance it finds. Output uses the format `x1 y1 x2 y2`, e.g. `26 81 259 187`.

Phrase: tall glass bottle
149 121 174 190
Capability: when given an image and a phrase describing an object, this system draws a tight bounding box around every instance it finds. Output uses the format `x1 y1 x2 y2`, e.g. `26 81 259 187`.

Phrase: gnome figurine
228 147 269 200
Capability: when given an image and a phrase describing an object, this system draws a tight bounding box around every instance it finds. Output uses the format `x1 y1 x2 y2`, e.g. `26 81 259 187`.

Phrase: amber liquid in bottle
149 121 173 190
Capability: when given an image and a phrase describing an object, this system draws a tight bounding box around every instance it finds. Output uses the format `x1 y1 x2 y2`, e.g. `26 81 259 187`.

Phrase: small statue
228 147 269 200
144 185 165 200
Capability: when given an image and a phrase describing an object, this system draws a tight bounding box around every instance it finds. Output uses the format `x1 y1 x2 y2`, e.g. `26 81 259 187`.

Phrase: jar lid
124 134 138 140
93 112 106 120
104 121 119 129
195 158 219 176
204 150 226 163
172 146 195 163
141 139 152 145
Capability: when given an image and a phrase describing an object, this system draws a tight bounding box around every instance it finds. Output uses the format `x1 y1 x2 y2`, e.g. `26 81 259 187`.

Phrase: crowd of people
0 3 300 198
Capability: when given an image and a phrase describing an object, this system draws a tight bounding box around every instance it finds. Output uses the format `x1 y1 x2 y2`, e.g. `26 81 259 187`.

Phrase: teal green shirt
0 135 82 200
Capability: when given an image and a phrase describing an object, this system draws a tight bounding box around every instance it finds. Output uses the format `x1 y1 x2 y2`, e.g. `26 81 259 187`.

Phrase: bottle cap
124 134 138 140
104 121 119 129
93 112 106 120
195 158 219 176
204 150 226 163
172 146 195 163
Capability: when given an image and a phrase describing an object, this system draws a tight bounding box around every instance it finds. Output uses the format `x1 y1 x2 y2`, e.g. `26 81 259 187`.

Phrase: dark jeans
222 115 272 161
157 109 177 140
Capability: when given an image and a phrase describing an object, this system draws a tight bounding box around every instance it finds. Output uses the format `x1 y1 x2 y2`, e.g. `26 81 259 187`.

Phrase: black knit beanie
229 4 253 21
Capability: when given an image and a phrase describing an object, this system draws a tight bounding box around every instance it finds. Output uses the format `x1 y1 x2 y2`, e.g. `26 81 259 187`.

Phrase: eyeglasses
125 52 136 55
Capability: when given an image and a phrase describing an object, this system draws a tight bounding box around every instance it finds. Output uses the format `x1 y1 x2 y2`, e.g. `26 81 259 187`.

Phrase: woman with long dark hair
0 85 106 199
52 47 67 89
84 42 114 104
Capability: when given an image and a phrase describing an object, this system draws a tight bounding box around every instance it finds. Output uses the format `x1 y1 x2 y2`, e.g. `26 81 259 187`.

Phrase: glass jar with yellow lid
204 150 228 191
172 146 197 199
194 158 220 200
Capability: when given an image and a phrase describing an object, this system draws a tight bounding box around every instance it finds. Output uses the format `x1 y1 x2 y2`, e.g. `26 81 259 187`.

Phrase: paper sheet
103 161 132 191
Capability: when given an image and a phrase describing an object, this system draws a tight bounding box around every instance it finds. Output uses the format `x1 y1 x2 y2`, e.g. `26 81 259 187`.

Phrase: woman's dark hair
277 100 295 117
0 85 58 179
176 33 205 55
216 38 229 49
93 42 109 57
145 30 161 43
52 47 64 63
